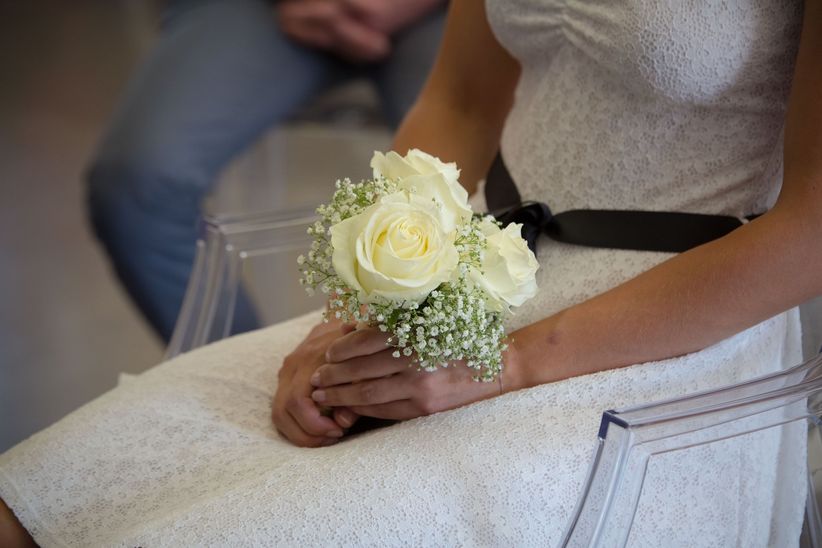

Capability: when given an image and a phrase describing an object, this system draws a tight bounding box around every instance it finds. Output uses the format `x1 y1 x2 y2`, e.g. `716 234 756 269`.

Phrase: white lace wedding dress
0 0 808 546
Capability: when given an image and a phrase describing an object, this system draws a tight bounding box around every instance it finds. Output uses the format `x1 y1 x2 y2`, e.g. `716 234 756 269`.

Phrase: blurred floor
0 0 390 452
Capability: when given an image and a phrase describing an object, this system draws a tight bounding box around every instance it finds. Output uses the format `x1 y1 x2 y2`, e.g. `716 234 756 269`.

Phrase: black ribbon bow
485 152 754 256
491 202 553 255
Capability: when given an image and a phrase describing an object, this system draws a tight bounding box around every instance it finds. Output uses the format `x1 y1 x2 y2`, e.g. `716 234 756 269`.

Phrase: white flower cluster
370 278 508 381
298 150 539 382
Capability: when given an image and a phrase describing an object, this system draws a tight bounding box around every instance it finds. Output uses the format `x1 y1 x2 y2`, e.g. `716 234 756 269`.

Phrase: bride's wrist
501 330 534 394
502 313 572 393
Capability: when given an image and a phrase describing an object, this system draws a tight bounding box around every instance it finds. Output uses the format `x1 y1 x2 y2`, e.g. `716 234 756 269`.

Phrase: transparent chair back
166 208 323 358
561 352 822 547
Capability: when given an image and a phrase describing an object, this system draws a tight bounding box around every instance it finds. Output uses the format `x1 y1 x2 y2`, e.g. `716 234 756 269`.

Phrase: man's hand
340 0 443 36
272 320 357 447
276 0 443 63
277 0 391 63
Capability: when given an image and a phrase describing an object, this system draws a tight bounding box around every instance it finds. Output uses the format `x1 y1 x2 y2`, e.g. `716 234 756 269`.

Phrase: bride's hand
272 320 358 447
308 327 504 420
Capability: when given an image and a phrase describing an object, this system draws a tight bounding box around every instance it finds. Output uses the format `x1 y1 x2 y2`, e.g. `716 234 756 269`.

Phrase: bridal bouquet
298 150 539 382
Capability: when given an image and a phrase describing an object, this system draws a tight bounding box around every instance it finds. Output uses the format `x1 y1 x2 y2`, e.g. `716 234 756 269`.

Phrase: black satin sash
485 153 756 255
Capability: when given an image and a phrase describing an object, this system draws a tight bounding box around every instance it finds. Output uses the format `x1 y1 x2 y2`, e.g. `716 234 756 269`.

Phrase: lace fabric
0 309 805 546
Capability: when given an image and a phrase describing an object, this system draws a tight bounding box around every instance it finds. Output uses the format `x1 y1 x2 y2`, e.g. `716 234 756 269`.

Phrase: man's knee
86 158 149 249
85 148 204 248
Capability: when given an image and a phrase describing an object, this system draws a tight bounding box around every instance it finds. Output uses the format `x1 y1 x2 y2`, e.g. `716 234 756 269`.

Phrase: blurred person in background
86 0 446 342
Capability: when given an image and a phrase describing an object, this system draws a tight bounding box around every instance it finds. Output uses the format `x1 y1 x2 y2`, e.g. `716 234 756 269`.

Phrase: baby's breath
299 177 510 381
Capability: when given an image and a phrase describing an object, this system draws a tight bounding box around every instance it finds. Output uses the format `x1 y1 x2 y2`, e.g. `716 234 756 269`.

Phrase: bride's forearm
392 98 504 195
505 206 822 391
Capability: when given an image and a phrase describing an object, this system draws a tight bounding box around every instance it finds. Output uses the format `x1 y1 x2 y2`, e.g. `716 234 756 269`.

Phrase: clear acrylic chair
165 208 323 359
560 351 822 547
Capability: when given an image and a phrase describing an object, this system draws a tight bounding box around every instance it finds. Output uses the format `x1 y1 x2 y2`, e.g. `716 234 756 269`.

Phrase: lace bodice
487 0 801 217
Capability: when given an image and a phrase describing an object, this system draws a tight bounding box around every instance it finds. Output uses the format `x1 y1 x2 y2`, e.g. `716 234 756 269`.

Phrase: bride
3 0 821 545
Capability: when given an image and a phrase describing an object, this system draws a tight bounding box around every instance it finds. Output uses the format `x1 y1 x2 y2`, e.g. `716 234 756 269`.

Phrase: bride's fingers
311 349 407 387
286 395 344 440
332 407 360 429
325 326 391 362
349 400 421 421
311 375 409 407
274 410 337 449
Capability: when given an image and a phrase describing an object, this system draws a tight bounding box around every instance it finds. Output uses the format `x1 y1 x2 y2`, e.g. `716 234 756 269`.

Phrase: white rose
471 222 539 311
330 191 459 303
371 148 460 185
371 149 472 233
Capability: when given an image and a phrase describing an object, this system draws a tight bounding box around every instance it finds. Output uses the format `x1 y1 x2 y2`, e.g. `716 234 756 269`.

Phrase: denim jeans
87 0 446 342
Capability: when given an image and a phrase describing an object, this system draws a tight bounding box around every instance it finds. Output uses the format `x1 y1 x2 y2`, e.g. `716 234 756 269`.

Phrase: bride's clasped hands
271 319 356 448
273 321 518 447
